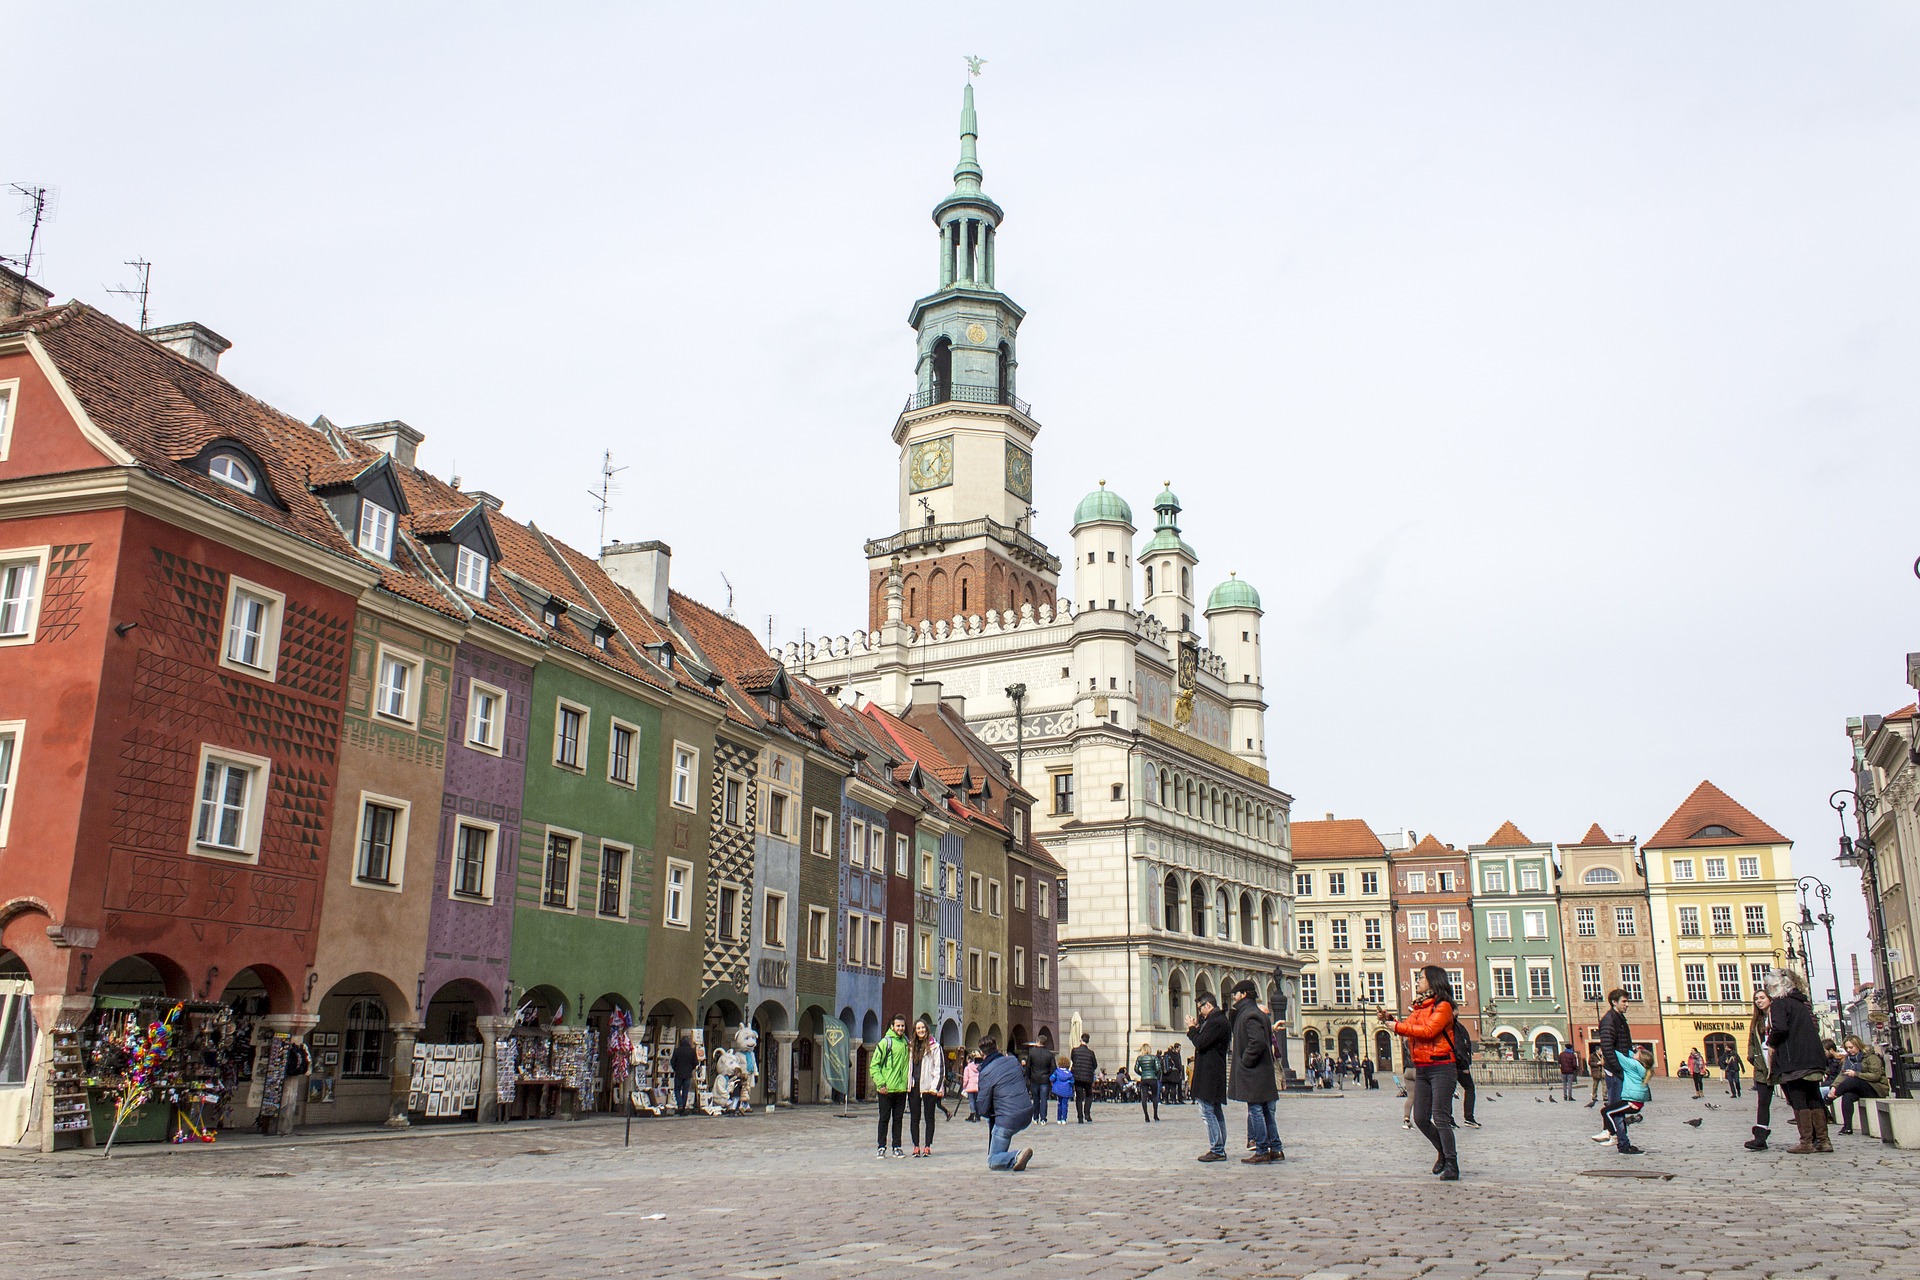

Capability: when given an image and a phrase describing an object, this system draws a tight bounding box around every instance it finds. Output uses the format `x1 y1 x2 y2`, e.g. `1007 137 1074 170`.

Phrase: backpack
1444 1017 1472 1068
284 1042 312 1077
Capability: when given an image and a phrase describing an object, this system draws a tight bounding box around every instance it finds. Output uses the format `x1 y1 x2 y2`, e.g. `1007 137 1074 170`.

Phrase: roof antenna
106 258 152 330
1 183 58 278
720 573 736 621
765 612 779 651
586 449 628 551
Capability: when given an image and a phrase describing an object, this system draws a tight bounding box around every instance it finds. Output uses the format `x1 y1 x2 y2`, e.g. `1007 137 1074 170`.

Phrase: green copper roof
1143 481 1195 557
1207 574 1262 612
1072 482 1133 528
1155 485 1181 511
934 82 1004 223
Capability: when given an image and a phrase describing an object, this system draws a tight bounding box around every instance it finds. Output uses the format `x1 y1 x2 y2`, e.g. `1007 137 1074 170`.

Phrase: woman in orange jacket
1379 965 1462 1180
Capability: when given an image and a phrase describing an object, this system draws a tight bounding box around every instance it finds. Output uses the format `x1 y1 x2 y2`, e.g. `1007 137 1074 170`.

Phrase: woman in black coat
1766 973 1829 1154
1185 994 1231 1161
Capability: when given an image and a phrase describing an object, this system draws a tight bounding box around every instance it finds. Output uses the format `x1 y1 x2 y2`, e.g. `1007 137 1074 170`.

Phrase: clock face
909 435 954 492
1004 442 1032 501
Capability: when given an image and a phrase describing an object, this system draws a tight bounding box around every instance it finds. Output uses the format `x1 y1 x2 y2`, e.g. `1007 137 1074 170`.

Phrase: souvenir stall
601 1008 635 1113
83 997 247 1147
632 1016 707 1116
407 1043 484 1120
493 1006 595 1120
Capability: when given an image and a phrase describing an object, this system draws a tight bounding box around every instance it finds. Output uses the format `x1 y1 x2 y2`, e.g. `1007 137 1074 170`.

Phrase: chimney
1324 812 1334 822
0 264 52 320
347 420 424 468
942 691 967 718
468 490 504 512
600 540 671 620
146 321 232 372
910 678 943 709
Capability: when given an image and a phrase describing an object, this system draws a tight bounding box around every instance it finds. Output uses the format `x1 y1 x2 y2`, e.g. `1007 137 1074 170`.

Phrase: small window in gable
454 546 489 597
358 500 395 559
208 453 257 493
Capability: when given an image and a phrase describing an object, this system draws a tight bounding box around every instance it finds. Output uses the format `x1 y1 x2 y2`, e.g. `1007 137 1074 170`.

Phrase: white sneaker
1589 1131 1612 1143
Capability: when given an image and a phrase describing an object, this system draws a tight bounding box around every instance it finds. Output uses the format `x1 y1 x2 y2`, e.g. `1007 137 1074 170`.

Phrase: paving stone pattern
5 1080 1908 1279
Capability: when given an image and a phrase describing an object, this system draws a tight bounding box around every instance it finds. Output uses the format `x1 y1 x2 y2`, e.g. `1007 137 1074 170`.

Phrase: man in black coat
1024 1040 1055 1120
1185 994 1231 1161
1590 989 1633 1142
1228 979 1282 1163
1070 1034 1099 1122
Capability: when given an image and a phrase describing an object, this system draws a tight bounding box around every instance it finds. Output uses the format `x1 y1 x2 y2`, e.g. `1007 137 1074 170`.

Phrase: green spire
952 83 984 195
1143 481 1196 557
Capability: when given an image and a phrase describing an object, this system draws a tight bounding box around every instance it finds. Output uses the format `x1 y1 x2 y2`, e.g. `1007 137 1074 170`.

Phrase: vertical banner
823 1020 850 1098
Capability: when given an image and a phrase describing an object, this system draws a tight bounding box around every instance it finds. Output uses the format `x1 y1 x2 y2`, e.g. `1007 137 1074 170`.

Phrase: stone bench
1869 1097 1920 1149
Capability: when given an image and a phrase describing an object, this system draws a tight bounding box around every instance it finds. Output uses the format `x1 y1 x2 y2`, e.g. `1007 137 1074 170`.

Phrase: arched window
1240 892 1254 945
343 997 388 1077
1158 769 1170 808
1180 566 1190 597
1261 897 1277 950
1168 971 1186 1027
1190 879 1207 936
1163 873 1183 931
1215 887 1231 940
1186 780 1196 815
1144 566 1154 595
1582 866 1622 885
1211 788 1221 824
208 453 257 493
931 337 953 403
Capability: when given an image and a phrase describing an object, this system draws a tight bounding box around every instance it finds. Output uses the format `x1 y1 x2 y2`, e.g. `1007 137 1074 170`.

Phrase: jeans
673 1077 691 1112
1590 1072 1603 1101
1198 1099 1226 1154
1139 1078 1160 1119
1074 1081 1093 1122
876 1092 906 1149
1604 1072 1628 1150
1055 1094 1068 1121
1562 1071 1578 1099
1412 1063 1458 1166
966 1090 978 1118
1246 1099 1281 1155
1727 1074 1742 1098
987 1121 1027 1170
909 1092 939 1146
1029 1077 1049 1116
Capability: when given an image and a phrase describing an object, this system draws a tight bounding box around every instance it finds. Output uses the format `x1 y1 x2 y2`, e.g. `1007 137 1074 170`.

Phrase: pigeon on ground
1703 1103 1718 1110
1683 1117 1703 1127
1494 1092 1503 1098
1550 1095 1558 1103
1536 1097 1545 1103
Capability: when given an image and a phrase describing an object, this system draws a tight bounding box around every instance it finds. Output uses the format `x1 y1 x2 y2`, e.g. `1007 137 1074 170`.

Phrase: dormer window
543 606 560 627
454 546 489 597
593 630 609 650
208 453 257 493
358 501 395 559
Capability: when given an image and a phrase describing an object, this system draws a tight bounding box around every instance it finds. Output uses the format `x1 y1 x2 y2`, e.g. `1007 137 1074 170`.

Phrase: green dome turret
1207 572 1262 613
1142 480 1196 558
1072 481 1133 528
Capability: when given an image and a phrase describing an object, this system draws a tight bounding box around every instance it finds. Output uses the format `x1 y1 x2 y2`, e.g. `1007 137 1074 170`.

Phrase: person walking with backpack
1134 1041 1162 1122
1070 1034 1098 1123
870 1014 910 1158
1380 965 1461 1180
1228 980 1282 1163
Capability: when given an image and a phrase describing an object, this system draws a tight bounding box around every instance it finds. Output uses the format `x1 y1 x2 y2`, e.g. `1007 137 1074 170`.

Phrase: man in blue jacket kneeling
973 1035 1035 1171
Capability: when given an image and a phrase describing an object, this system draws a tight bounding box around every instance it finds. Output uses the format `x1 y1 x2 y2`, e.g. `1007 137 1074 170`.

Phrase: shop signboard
1897 1003 1915 1027
823 1019 849 1095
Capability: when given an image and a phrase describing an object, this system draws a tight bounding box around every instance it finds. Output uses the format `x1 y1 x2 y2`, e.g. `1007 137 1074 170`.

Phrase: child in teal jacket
1600 1046 1655 1153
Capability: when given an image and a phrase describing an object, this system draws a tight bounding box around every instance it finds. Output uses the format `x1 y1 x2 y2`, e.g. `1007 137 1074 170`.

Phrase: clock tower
866 82 1061 633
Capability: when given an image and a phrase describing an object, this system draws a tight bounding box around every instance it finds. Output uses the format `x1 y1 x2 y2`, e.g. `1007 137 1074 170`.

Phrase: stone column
938 221 953 288
770 1031 798 1106
475 1016 514 1124
386 1020 424 1127
30 994 96 1152
256 1013 319 1136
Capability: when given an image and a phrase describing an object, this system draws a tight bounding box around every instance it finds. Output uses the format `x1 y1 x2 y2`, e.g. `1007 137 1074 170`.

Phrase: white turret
1205 572 1265 767
1141 484 1198 636
1070 482 1138 735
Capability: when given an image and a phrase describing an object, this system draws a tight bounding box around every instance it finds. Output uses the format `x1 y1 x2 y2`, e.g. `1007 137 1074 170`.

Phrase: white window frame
357 499 395 559
1737 856 1761 879
920 849 935 890
894 832 909 877
765 788 790 839
552 698 589 771
1013 875 1026 912
1684 962 1709 1002
988 878 1003 917
670 742 698 810
664 857 693 928
1327 871 1347 896
917 928 935 976
541 825 582 910
868 825 885 869
1363 916 1383 950
0 546 50 647
1295 871 1312 897
764 890 788 949
1299 972 1318 1005
1575 906 1596 938
450 817 499 903
806 905 831 961
1519 866 1542 891
1437 909 1460 942
892 922 909 977
1705 857 1728 880
1329 917 1349 950
352 791 410 892
1486 910 1511 941
207 452 256 492
1295 917 1316 951
968 947 983 991
1679 905 1701 936
1438 870 1456 892
945 938 960 981
1489 962 1516 1000
1672 858 1695 881
849 819 866 869
374 644 421 725
717 880 744 941
724 774 746 827
1522 908 1547 940
189 743 271 863
607 717 639 788
1361 870 1380 896
968 872 983 912
1620 962 1645 1003
987 951 1002 995
1332 971 1352 1005
1483 866 1506 893
453 545 489 597
0 378 17 462
1744 904 1768 936
1037 879 1050 918
1527 960 1554 1000
0 719 22 847
811 808 834 859
1407 910 1430 942
219 577 284 679
1710 904 1734 937
847 911 864 966
867 917 883 971
1615 906 1637 936
466 680 506 754
1580 964 1604 1003
1717 961 1742 1003
1406 870 1426 893
597 841 632 918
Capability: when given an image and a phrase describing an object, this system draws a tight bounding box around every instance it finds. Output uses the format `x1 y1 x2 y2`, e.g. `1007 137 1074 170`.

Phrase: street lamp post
1829 789 1912 1098
1796 874 1842 1026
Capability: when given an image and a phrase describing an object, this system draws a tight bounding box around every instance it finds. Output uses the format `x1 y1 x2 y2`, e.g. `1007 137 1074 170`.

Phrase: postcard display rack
633 1023 706 1114
407 1043 484 1119
49 1028 92 1142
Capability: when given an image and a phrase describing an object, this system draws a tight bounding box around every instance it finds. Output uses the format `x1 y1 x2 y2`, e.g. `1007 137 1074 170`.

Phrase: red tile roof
1645 780 1789 849
1409 833 1453 856
408 505 477 537
1483 820 1534 848
1885 704 1918 721
1572 823 1615 847
1289 818 1386 860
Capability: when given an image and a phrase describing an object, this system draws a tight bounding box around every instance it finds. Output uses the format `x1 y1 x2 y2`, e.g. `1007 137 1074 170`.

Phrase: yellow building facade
1290 817 1399 1070
1643 781 1797 1076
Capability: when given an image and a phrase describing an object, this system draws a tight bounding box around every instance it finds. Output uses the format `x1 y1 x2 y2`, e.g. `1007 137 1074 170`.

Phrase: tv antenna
764 613 779 651
585 449 628 550
720 572 736 621
1 184 57 278
106 258 152 330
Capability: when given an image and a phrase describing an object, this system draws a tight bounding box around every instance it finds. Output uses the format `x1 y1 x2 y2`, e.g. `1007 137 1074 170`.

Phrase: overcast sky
14 5 1917 983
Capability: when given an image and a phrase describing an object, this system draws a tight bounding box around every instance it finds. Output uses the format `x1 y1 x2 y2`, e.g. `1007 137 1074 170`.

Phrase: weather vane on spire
965 55 986 80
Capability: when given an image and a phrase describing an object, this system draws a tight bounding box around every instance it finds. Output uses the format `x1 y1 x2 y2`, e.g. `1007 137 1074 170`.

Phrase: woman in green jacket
1832 1034 1890 1135
1133 1041 1162 1122
1743 991 1776 1150
871 1015 911 1158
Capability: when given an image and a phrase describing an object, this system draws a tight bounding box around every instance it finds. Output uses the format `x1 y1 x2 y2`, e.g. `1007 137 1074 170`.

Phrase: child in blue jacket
1600 1046 1655 1154
1050 1063 1073 1124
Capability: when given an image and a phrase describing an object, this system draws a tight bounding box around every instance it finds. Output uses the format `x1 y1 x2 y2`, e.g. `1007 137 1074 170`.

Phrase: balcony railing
904 383 1031 416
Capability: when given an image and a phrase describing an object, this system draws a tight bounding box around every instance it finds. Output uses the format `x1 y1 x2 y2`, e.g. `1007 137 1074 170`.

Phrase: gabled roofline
0 332 137 466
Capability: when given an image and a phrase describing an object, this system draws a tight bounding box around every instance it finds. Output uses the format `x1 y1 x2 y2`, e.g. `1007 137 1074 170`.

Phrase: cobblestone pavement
6 1080 1910 1279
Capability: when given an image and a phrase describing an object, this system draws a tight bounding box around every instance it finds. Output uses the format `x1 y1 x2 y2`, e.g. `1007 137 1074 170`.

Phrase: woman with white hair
1766 970 1830 1154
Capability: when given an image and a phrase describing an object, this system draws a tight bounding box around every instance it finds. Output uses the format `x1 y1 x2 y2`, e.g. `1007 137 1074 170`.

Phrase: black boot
1743 1124 1769 1151
1439 1159 1460 1181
